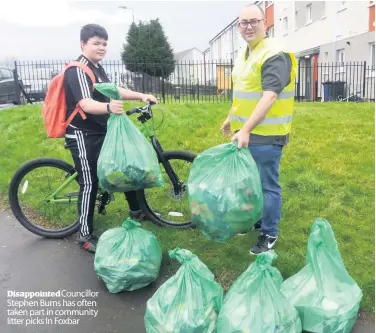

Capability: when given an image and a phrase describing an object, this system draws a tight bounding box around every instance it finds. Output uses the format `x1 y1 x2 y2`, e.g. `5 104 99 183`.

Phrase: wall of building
318 31 375 63
274 1 370 54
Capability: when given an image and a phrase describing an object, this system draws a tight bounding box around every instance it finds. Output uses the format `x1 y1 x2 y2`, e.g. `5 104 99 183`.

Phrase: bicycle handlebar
125 101 156 116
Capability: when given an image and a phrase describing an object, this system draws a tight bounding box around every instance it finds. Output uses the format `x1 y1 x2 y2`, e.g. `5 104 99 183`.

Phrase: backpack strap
65 61 97 124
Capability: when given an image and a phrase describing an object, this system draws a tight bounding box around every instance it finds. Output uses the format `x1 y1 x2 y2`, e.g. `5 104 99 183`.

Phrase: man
221 4 297 255
64 24 157 253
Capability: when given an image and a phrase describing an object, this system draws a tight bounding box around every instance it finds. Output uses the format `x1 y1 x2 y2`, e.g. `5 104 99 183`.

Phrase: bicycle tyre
8 158 80 239
137 150 196 229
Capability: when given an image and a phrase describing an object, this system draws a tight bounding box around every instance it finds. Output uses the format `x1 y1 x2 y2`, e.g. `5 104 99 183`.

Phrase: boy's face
81 36 107 63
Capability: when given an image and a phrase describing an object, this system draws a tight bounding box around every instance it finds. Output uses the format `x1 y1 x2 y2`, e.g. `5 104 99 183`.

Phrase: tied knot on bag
309 218 338 250
255 250 277 271
122 218 141 230
168 248 195 263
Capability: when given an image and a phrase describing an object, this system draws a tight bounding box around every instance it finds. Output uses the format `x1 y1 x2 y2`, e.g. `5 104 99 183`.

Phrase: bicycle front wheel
137 150 196 228
8 158 80 238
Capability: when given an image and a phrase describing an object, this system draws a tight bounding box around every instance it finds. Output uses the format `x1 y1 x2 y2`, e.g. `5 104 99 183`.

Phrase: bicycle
8 102 196 239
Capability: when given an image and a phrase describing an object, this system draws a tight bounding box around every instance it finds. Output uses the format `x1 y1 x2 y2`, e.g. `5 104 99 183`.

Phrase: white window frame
336 49 345 73
371 43 375 70
268 25 275 37
321 2 326 19
306 4 312 25
283 17 288 36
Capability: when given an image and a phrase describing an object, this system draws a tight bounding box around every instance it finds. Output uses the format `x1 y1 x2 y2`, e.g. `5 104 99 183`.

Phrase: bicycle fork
151 137 185 196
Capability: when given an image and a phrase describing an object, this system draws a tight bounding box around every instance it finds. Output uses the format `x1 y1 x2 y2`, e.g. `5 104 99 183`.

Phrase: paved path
0 210 374 333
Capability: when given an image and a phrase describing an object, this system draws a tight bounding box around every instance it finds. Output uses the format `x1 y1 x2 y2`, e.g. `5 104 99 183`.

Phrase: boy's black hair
80 24 108 43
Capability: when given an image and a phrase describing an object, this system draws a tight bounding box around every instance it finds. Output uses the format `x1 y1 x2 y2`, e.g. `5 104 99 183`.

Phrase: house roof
174 47 203 61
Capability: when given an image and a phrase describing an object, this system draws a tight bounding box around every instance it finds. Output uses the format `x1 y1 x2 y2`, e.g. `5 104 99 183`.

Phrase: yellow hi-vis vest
230 38 297 136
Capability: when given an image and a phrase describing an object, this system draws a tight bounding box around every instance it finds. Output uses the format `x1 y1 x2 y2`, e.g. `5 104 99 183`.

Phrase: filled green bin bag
216 250 302 333
94 83 163 193
281 218 362 333
144 248 223 333
187 142 263 242
94 218 162 293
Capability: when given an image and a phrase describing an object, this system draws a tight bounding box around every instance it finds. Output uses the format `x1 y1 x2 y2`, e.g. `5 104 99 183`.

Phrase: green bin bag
144 248 223 333
187 142 263 242
94 83 163 192
94 218 162 293
281 218 363 333
216 251 302 333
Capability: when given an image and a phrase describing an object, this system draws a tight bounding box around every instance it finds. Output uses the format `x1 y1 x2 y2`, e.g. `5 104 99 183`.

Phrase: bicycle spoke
17 165 79 230
143 156 193 226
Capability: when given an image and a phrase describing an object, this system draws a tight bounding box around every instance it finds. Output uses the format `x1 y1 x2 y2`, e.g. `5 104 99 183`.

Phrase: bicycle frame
45 172 79 204
138 111 184 195
47 104 184 205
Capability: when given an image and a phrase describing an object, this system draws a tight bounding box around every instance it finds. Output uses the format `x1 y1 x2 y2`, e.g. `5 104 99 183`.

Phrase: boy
64 24 157 253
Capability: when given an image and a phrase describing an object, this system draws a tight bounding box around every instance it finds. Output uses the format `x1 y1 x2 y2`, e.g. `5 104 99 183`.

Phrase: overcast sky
1 0 250 61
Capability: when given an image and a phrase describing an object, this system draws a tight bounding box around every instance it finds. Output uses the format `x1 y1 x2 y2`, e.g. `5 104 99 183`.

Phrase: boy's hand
109 100 124 114
142 94 158 104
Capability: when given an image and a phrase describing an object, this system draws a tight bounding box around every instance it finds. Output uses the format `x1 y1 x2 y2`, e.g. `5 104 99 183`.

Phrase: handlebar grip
126 107 140 116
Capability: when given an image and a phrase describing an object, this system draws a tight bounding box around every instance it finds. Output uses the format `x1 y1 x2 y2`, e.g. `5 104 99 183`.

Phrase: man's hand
109 100 124 114
142 94 158 104
221 118 232 137
231 129 250 149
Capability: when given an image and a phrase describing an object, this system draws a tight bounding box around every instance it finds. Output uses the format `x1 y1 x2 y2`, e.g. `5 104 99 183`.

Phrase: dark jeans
248 144 283 237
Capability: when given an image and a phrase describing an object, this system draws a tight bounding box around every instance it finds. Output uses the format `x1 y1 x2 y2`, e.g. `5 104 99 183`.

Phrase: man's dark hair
80 24 108 43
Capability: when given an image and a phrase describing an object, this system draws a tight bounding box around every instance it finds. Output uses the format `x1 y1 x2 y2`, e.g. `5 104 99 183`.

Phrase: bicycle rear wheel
137 150 196 228
8 158 80 238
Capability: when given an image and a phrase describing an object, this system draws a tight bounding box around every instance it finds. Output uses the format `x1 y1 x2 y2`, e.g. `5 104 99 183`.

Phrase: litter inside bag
94 83 163 192
94 218 162 293
144 248 223 333
187 142 263 242
216 250 302 333
281 218 363 333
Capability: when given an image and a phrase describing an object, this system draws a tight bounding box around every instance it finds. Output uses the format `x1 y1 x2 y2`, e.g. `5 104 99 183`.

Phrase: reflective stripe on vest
231 114 293 125
233 90 295 100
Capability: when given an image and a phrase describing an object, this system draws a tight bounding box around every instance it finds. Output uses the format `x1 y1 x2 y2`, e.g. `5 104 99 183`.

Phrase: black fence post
13 61 21 105
161 68 166 104
297 60 301 102
230 58 233 103
142 69 145 94
362 61 367 99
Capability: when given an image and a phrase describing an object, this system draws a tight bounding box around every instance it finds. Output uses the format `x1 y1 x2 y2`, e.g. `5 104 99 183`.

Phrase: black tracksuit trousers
65 129 140 237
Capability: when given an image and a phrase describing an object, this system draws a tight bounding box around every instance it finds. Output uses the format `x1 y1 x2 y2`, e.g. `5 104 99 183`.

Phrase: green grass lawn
0 101 374 317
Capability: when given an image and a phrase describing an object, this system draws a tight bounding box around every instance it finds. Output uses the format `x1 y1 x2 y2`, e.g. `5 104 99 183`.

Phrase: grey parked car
0 67 23 105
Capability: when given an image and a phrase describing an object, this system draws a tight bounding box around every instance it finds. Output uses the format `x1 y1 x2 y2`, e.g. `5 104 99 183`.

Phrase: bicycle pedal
98 206 107 215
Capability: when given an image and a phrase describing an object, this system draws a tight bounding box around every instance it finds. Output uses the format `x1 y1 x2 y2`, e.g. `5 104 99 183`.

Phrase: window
336 49 345 71
0 69 13 80
224 66 232 76
371 43 375 70
283 17 288 35
306 4 312 24
268 26 275 37
336 49 345 64
295 11 298 30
